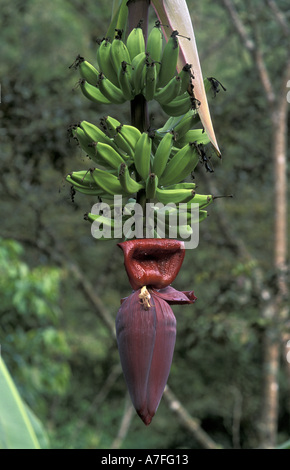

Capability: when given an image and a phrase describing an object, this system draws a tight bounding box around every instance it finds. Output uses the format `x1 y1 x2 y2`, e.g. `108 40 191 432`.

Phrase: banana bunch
69 117 141 165
66 19 221 241
68 115 214 213
67 117 144 207
70 25 197 116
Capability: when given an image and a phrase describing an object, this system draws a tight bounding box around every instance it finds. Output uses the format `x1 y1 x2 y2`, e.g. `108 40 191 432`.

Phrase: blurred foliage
0 355 49 449
0 238 70 415
0 0 289 449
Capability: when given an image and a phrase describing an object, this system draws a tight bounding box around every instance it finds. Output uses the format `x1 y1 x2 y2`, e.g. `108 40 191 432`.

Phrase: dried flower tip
139 286 151 310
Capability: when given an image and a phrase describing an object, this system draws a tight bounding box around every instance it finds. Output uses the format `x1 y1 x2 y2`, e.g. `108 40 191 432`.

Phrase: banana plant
66 0 226 425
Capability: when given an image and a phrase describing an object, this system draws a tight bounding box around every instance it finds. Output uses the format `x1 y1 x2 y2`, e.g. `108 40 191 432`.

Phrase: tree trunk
221 0 289 447
258 71 289 448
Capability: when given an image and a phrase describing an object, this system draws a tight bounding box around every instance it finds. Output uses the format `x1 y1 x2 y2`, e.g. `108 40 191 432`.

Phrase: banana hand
159 142 199 186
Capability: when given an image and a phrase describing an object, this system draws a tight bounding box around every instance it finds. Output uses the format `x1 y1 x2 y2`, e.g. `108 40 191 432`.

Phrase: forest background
0 0 289 449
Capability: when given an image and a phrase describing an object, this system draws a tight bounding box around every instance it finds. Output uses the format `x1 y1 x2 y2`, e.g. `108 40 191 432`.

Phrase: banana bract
151 0 220 156
118 239 185 290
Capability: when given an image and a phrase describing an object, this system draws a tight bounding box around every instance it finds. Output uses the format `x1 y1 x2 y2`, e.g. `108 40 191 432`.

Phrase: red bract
118 239 185 290
151 286 197 305
116 289 176 425
116 286 196 425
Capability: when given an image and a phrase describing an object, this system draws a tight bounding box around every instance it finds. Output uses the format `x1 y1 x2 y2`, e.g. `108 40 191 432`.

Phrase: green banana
79 60 99 86
66 174 99 193
153 207 185 232
114 127 135 158
87 213 117 240
66 173 114 197
159 142 199 186
97 73 126 105
188 193 214 209
88 210 131 224
177 64 193 95
118 163 145 194
156 187 195 204
146 173 158 199
103 116 135 157
154 76 181 105
144 61 157 101
171 112 200 140
154 221 194 241
70 55 100 86
69 185 106 196
154 205 205 228
130 51 147 95
162 209 208 233
204 77 212 95
164 182 196 190
198 210 208 223
110 32 131 75
91 168 130 196
72 125 98 159
152 132 174 178
158 30 179 88
126 26 145 61
101 115 121 138
94 142 126 169
80 120 119 151
133 131 152 180
79 79 111 105
175 129 210 148
204 77 226 98
178 224 194 239
86 212 112 224
106 0 128 41
76 141 114 168
118 124 141 150
156 116 182 135
146 21 163 72
96 38 119 86
156 110 199 135
67 170 97 188
118 61 134 100
160 94 196 117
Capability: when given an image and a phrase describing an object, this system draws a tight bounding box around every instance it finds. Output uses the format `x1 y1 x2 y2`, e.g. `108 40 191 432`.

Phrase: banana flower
116 240 196 425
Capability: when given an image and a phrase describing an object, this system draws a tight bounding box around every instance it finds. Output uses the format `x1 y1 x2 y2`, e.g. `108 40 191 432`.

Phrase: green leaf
276 439 290 449
24 405 50 449
0 356 41 449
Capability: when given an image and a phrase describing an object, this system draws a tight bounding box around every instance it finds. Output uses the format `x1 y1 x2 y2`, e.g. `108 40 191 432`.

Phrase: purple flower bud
116 289 177 425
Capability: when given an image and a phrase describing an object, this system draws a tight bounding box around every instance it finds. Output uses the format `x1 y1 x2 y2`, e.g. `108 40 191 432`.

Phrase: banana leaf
276 439 290 450
0 356 44 449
